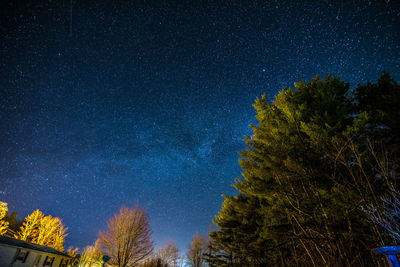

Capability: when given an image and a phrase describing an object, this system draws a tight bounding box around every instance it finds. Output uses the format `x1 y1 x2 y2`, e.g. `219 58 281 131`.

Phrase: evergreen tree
5 211 22 233
354 72 400 149
209 195 275 266
209 74 399 266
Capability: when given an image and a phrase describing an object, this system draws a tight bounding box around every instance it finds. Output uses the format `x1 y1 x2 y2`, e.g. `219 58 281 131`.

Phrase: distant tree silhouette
158 240 179 267
187 234 207 267
5 211 21 233
140 257 169 267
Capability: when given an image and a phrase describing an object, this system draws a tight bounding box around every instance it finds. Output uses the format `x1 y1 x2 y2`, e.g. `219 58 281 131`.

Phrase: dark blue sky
1 0 399 253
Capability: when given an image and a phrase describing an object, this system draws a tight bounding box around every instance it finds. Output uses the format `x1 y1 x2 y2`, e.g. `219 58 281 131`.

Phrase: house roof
0 236 70 257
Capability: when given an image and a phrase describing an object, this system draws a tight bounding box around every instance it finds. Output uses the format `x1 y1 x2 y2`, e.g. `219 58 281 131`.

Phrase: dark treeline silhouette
206 73 400 266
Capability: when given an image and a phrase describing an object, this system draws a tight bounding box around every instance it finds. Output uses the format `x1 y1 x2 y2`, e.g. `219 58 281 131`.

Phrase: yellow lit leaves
0 201 9 235
16 209 67 252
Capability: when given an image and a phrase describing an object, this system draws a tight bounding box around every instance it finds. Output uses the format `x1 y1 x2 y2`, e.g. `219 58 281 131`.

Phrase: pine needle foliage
208 74 400 266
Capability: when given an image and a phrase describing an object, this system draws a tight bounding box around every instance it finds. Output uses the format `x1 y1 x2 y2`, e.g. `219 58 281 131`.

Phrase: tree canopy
0 202 9 235
15 209 67 252
0 205 67 252
98 206 153 267
208 74 400 266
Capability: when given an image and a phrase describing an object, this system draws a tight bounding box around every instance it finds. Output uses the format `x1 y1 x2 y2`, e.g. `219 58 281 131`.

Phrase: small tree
187 234 208 267
364 187 400 242
16 209 44 241
361 144 400 242
158 240 179 267
98 206 153 267
35 215 67 251
5 211 22 233
140 257 169 267
0 201 9 235
66 247 78 258
16 210 67 251
78 241 104 267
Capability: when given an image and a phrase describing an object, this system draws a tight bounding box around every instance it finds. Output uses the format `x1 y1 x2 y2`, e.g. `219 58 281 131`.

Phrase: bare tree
363 187 400 242
187 234 208 267
158 240 179 266
140 257 168 267
98 206 153 267
176 254 185 267
350 140 400 242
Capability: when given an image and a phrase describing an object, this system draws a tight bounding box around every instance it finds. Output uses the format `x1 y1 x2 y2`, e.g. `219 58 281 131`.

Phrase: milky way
1 1 399 251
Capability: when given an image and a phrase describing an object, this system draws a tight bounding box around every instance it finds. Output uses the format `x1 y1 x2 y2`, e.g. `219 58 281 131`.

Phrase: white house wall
0 243 70 267
0 244 17 266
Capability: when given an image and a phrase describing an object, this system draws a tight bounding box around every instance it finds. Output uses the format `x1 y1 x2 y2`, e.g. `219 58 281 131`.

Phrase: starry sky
1 0 399 253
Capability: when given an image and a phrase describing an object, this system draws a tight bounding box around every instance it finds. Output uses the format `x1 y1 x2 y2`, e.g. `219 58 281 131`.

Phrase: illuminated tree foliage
206 195 275 266
0 201 9 235
208 74 400 266
16 209 44 241
98 206 153 267
35 215 67 251
66 247 78 259
78 241 104 267
16 209 67 252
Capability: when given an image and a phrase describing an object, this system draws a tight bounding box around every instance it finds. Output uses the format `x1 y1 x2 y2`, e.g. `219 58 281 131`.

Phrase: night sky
1 0 399 253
